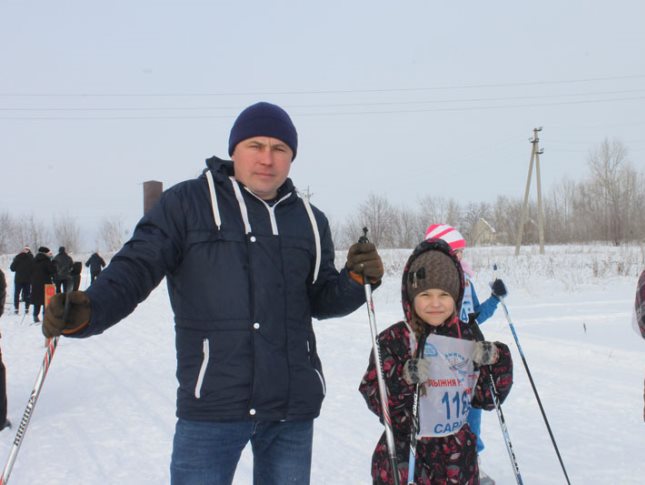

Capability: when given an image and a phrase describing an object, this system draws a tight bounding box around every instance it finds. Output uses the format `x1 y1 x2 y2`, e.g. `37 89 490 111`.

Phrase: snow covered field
0 244 643 484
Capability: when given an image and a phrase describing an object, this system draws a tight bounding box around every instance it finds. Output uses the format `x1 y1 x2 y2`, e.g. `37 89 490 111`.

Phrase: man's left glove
345 242 384 284
490 278 508 298
472 341 500 366
43 291 91 338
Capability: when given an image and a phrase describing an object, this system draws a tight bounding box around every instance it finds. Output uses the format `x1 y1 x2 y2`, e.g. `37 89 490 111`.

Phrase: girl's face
453 249 464 261
413 288 456 327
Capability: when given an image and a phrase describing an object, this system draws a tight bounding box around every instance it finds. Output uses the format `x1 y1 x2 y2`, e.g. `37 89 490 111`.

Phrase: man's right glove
402 358 433 385
490 278 508 298
43 291 91 338
345 242 384 284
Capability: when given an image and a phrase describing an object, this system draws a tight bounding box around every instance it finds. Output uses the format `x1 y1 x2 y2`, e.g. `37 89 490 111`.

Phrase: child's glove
403 358 432 385
490 278 508 298
472 341 499 366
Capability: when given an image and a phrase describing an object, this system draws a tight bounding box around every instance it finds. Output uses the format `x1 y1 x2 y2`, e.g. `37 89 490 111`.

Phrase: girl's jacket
74 156 366 423
359 240 513 484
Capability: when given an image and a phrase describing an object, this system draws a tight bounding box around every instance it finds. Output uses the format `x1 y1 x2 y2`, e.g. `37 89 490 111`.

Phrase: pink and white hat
424 224 466 251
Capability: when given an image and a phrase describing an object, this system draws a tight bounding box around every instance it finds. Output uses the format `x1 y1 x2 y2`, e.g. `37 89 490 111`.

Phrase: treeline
0 214 126 255
1 139 643 254
333 138 645 248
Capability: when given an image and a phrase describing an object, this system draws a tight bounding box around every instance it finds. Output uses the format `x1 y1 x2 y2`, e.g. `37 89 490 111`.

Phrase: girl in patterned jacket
359 239 513 484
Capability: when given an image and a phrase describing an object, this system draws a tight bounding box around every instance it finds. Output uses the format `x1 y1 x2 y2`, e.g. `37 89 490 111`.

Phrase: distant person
635 268 645 421
359 239 513 484
635 269 645 339
0 269 11 431
85 251 106 283
9 245 34 315
71 262 83 291
30 247 56 323
0 269 5 317
53 246 73 294
42 101 384 484
424 223 508 484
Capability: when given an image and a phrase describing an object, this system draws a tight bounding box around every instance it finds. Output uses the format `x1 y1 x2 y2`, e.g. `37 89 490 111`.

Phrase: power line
2 88 645 112
2 95 644 120
1 74 644 98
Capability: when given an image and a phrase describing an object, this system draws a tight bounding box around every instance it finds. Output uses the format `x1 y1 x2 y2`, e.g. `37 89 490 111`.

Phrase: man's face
231 136 293 200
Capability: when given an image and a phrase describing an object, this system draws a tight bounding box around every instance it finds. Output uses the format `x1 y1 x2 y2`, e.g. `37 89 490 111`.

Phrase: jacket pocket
313 368 326 396
194 338 210 399
307 339 326 396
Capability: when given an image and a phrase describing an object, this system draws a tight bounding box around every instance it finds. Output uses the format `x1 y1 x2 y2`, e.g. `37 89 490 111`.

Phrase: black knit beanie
406 250 461 304
228 102 298 160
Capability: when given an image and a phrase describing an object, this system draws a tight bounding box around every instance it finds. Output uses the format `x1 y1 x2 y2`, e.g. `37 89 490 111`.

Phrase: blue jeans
170 418 313 485
467 407 485 453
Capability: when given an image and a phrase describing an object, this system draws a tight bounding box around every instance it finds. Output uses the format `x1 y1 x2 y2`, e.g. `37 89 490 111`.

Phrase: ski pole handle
358 226 369 245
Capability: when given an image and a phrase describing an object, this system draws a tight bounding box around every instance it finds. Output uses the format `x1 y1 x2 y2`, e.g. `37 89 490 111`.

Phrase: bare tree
417 195 461 228
358 194 397 247
586 138 633 244
2 214 51 252
328 217 343 250
52 214 81 252
340 194 397 248
0 212 14 254
98 216 127 252
490 196 522 245
391 206 423 248
545 178 578 243
460 202 492 242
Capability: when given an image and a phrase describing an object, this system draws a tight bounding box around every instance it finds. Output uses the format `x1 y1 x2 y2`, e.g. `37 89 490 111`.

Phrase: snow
0 245 644 484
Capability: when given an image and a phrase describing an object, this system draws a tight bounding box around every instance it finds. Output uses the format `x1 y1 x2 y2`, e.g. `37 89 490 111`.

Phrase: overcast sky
1 0 644 249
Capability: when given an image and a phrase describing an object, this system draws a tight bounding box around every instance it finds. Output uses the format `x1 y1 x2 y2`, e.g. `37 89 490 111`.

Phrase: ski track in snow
0 250 644 484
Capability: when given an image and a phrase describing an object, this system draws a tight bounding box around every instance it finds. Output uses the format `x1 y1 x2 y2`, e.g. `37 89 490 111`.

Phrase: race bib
417 334 480 438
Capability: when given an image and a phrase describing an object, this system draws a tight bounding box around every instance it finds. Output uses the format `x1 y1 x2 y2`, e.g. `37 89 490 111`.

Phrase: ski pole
492 266 571 485
406 386 419 485
0 291 69 485
468 318 524 485
406 333 427 485
359 228 400 485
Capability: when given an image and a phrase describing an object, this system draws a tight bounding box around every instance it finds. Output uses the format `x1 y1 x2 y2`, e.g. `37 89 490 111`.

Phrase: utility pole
515 127 545 255
300 185 314 202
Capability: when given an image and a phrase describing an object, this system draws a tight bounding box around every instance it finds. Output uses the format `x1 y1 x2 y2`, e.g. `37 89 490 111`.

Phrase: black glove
472 341 499 366
43 291 91 338
491 278 508 298
345 242 384 283
402 358 433 385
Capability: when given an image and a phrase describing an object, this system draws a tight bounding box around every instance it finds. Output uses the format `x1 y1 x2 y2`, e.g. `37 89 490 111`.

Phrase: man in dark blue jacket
43 102 384 485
